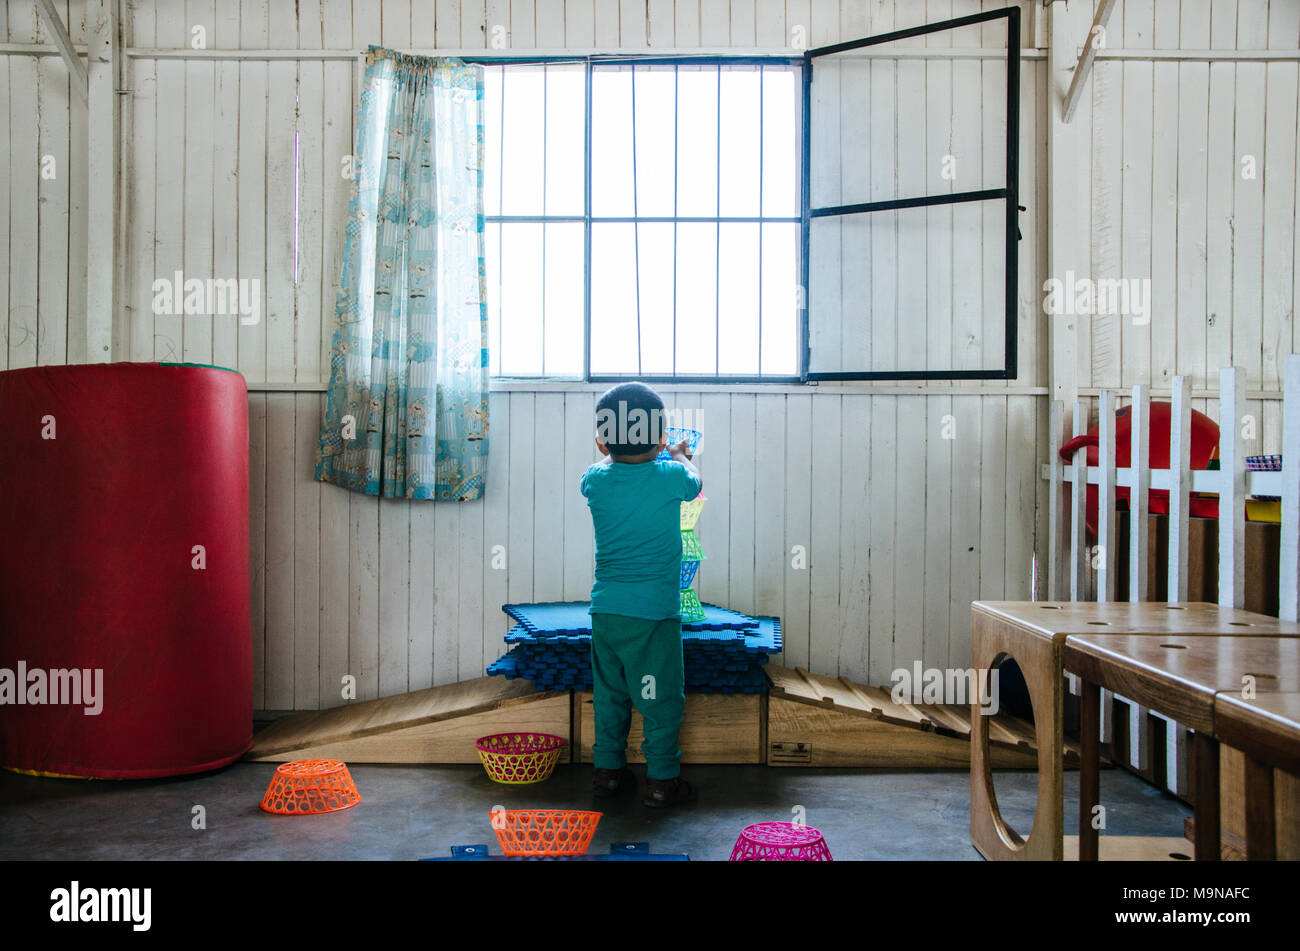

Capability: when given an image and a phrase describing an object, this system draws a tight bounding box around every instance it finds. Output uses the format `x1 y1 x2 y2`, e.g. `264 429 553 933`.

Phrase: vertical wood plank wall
2 1 1296 711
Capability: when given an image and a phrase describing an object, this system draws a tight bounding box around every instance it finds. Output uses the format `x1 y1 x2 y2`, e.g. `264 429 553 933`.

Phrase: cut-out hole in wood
986 654 1037 845
1160 644 1188 650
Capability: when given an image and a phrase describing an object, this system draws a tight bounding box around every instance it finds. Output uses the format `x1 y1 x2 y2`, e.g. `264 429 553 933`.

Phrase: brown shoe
643 776 696 809
593 766 634 798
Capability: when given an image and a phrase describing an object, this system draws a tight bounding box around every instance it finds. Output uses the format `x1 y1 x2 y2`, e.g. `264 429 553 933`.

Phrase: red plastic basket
259 759 362 815
490 809 602 856
728 822 833 861
475 732 566 784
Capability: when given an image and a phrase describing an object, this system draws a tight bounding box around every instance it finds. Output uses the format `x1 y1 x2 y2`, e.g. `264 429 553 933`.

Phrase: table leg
1242 755 1276 861
1193 732 1220 861
1079 679 1101 862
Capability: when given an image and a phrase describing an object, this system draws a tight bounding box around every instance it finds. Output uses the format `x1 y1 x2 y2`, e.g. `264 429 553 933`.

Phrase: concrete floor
0 762 1189 860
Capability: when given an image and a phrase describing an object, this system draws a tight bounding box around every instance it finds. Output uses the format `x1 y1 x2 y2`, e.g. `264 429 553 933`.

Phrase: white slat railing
1043 354 1300 796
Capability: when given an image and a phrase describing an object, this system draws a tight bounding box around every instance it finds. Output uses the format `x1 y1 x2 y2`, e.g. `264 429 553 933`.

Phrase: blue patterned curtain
316 48 489 501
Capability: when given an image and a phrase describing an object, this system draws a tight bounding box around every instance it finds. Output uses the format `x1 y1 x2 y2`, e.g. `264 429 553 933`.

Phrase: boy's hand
669 439 692 461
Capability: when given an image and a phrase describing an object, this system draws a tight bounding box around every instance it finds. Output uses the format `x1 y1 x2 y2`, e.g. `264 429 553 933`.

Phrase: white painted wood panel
0 0 1100 711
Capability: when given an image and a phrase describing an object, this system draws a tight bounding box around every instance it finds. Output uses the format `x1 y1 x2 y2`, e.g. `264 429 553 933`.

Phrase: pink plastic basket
728 822 833 861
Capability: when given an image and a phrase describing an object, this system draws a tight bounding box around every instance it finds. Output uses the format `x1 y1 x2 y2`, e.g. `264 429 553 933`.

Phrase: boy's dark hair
595 382 666 456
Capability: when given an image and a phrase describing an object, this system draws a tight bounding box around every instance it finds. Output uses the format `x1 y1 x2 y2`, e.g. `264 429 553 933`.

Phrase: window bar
799 56 812 379
541 66 549 376
757 66 764 376
672 64 679 378
715 65 721 377
1004 6 1020 381
498 67 506 374
631 66 643 376
583 61 593 381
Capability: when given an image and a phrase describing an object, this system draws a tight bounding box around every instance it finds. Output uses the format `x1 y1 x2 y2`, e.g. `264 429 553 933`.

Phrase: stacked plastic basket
658 427 707 624
679 496 707 624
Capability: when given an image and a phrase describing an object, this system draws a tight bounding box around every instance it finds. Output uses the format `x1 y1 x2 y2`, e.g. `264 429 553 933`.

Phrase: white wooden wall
1076 0 1300 453
1 2 90 368
12 1 1294 711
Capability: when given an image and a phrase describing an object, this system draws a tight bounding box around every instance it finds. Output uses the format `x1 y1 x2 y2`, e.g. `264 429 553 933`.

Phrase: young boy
580 382 702 808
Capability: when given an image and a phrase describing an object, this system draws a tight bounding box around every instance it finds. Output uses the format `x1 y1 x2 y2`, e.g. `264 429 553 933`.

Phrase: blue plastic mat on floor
423 842 690 861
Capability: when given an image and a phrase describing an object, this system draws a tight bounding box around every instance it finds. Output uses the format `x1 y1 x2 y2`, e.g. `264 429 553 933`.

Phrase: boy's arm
669 441 703 496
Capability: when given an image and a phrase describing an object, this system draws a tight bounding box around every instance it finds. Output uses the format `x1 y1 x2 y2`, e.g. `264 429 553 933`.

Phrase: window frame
801 5 1022 381
475 4 1021 386
478 53 806 385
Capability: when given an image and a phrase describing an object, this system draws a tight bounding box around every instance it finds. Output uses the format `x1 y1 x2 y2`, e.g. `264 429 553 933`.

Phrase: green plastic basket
681 529 704 561
679 588 707 623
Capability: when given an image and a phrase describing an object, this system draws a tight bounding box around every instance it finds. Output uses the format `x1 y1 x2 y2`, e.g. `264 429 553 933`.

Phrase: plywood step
246 676 570 764
764 666 1081 768
572 691 763 764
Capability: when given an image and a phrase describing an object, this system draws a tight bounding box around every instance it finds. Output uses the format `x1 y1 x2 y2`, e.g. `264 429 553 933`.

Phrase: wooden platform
246 676 571 764
765 666 1075 769
1063 836 1195 861
572 691 765 764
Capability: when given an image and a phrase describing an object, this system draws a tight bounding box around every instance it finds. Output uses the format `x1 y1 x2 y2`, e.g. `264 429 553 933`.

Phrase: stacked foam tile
486 601 782 694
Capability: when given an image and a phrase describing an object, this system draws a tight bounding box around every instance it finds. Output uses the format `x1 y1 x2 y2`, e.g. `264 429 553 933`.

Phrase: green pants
589 613 685 780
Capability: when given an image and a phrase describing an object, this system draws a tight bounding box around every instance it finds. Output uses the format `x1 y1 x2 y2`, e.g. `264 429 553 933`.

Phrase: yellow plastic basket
475 733 566 785
680 494 706 531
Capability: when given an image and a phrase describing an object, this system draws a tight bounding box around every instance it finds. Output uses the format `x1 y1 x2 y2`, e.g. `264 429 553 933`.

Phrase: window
480 8 1020 384
804 7 1021 380
484 59 803 382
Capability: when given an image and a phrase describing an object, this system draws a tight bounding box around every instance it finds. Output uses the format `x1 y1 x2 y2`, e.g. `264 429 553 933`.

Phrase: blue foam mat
501 616 781 656
503 601 760 634
489 604 780 694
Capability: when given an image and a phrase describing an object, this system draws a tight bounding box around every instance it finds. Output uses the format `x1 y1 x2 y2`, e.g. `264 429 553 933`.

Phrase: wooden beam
1046 0 1095 407
1062 0 1117 123
34 0 88 102
85 0 119 363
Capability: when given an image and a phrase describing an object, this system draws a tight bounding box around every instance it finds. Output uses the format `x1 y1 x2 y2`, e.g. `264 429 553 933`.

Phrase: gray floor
0 762 1189 860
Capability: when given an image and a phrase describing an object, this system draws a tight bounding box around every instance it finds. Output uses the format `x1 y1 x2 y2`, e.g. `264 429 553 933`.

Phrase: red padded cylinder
0 363 252 778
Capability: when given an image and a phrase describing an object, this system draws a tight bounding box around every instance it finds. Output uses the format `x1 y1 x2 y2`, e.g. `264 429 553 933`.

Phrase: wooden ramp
765 666 1080 769
246 677 570 764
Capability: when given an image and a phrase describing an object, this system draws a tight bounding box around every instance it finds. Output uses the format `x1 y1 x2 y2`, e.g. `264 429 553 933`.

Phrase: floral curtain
316 47 489 501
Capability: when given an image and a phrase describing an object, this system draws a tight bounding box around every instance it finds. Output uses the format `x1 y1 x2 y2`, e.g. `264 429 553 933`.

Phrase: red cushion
0 363 252 778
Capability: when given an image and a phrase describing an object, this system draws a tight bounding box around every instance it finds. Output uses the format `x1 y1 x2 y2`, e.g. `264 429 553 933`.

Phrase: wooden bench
1212 691 1300 860
970 600 1300 861
1066 635 1300 860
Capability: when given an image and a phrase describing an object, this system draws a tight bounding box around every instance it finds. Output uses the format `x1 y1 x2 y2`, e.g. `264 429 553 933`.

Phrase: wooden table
970 601 1300 862
1212 691 1300 860
1065 635 1300 861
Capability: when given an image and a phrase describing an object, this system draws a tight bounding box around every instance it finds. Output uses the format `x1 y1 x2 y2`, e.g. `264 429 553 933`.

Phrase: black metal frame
476 5 1021 385
802 5 1021 381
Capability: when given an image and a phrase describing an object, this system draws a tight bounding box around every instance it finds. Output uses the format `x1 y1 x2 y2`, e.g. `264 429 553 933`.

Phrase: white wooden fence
1044 353 1300 796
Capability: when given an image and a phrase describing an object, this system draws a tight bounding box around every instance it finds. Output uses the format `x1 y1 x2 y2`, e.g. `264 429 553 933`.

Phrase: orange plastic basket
490 809 602 856
260 759 362 815
475 732 566 785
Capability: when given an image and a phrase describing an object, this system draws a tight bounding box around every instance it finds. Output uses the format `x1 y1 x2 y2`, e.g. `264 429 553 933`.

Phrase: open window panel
802 5 1020 381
